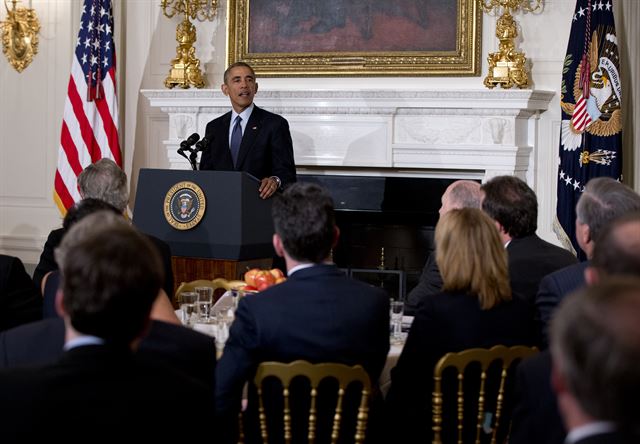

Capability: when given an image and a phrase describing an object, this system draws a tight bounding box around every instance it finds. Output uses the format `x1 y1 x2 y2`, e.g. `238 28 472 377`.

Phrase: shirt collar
64 334 105 351
288 261 334 276
565 421 616 444
231 103 254 125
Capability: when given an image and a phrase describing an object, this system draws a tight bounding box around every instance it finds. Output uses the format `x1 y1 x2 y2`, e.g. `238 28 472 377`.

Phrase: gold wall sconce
1 0 40 73
481 0 542 89
161 0 218 89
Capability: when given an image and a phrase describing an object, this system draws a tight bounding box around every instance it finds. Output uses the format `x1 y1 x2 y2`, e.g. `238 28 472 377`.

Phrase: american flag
54 0 121 213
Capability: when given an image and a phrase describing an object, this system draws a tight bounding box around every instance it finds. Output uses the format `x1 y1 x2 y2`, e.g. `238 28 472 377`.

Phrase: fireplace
299 174 457 299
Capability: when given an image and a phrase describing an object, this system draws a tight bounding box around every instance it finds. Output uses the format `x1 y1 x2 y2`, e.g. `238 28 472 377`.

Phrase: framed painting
226 0 482 76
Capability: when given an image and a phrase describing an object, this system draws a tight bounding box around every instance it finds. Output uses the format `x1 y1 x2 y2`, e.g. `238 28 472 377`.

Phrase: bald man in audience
405 180 481 314
510 212 640 444
550 278 640 443
481 175 577 307
536 178 640 347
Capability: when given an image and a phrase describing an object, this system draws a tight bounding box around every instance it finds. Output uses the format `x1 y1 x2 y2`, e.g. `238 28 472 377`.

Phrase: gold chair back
432 345 538 444
253 360 372 444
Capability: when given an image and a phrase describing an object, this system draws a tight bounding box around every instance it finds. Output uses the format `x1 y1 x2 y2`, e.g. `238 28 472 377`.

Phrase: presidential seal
163 181 206 230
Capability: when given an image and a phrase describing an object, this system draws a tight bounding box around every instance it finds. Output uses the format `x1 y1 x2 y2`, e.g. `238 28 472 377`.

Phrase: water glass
179 291 198 327
390 300 405 343
194 286 213 322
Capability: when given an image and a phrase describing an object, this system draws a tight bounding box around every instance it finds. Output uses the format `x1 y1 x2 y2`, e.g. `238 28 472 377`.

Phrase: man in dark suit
33 159 174 299
199 62 297 199
549 278 640 444
215 182 390 443
481 175 577 308
405 179 482 314
0 212 212 442
536 178 640 347
0 255 41 331
510 213 640 444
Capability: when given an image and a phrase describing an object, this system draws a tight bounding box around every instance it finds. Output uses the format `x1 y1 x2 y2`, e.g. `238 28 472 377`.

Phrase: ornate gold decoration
160 0 218 89
1 0 40 73
227 0 481 77
163 181 206 230
481 0 541 89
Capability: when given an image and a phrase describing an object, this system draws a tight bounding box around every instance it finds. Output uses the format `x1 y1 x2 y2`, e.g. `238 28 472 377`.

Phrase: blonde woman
385 208 535 442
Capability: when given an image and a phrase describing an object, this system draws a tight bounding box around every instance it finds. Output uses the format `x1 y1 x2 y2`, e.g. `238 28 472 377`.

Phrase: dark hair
481 175 537 238
58 214 163 344
62 198 122 231
576 177 640 244
271 182 335 263
591 212 640 277
223 62 256 84
551 277 640 438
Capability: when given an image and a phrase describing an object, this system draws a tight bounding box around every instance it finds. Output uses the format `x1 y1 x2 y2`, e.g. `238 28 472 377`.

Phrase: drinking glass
390 300 405 343
179 291 198 327
194 286 213 322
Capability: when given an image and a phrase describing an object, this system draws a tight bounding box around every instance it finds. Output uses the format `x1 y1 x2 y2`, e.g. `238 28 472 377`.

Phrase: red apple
242 285 258 292
244 268 261 287
254 270 276 291
269 268 285 279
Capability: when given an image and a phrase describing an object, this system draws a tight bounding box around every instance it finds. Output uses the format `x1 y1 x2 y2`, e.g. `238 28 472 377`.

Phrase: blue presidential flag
555 0 623 259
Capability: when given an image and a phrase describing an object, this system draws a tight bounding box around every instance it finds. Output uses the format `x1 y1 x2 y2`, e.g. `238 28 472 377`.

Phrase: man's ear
272 233 285 257
254 81 259 94
584 266 599 286
55 289 66 318
332 226 340 249
550 357 567 396
221 82 229 96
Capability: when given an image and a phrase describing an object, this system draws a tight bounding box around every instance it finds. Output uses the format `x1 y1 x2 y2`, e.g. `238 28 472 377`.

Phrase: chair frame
431 345 538 444
253 360 372 444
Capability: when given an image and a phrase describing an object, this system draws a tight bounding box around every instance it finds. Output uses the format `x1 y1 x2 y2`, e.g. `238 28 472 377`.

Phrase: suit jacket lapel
235 106 262 170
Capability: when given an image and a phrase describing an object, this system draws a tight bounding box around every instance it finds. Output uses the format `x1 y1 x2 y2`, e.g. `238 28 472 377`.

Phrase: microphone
190 134 212 170
180 132 200 149
177 133 201 170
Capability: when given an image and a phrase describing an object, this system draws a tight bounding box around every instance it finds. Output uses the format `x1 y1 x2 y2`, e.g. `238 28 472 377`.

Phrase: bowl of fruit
243 268 287 292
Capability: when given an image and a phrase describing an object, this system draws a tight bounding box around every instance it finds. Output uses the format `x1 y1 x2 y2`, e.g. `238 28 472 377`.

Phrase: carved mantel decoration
142 88 554 186
0 0 40 73
160 0 218 89
481 0 542 89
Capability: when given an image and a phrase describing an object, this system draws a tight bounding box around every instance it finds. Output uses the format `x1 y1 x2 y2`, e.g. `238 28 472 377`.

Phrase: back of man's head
441 180 482 214
591 213 640 278
576 177 640 245
271 182 335 263
55 212 163 345
550 277 640 437
481 175 538 238
62 198 122 231
77 159 128 212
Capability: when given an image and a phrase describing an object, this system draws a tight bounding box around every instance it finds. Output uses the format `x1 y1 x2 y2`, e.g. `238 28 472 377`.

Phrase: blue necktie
230 116 242 167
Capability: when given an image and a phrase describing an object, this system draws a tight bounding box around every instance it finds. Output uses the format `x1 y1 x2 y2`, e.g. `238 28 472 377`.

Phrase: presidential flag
555 0 623 259
54 0 121 213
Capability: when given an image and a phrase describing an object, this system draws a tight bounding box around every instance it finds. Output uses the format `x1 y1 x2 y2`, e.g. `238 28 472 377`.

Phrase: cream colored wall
0 0 638 264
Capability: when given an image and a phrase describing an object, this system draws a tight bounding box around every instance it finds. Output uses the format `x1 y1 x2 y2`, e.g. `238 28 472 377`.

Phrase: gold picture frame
227 0 482 77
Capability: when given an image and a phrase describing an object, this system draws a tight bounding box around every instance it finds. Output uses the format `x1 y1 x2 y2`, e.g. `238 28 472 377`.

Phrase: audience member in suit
32 159 175 300
199 62 297 199
481 175 577 308
385 208 536 443
215 182 390 444
510 213 640 444
0 317 216 389
550 277 640 443
0 255 41 331
405 180 482 315
0 212 213 442
536 178 640 347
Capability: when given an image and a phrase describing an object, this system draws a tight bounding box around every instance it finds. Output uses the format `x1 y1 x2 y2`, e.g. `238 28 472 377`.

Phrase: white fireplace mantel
142 89 555 183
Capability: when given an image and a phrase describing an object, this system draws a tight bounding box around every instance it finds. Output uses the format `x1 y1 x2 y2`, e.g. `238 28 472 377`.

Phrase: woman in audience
385 208 535 442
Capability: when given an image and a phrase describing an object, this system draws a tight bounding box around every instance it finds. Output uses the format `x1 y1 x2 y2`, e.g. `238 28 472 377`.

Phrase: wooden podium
132 169 275 299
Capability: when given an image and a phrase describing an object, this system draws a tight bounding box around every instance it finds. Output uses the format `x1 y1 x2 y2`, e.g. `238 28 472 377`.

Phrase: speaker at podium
133 169 275 299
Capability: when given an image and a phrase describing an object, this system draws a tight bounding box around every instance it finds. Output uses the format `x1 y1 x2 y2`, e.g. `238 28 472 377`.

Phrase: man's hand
259 177 279 199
